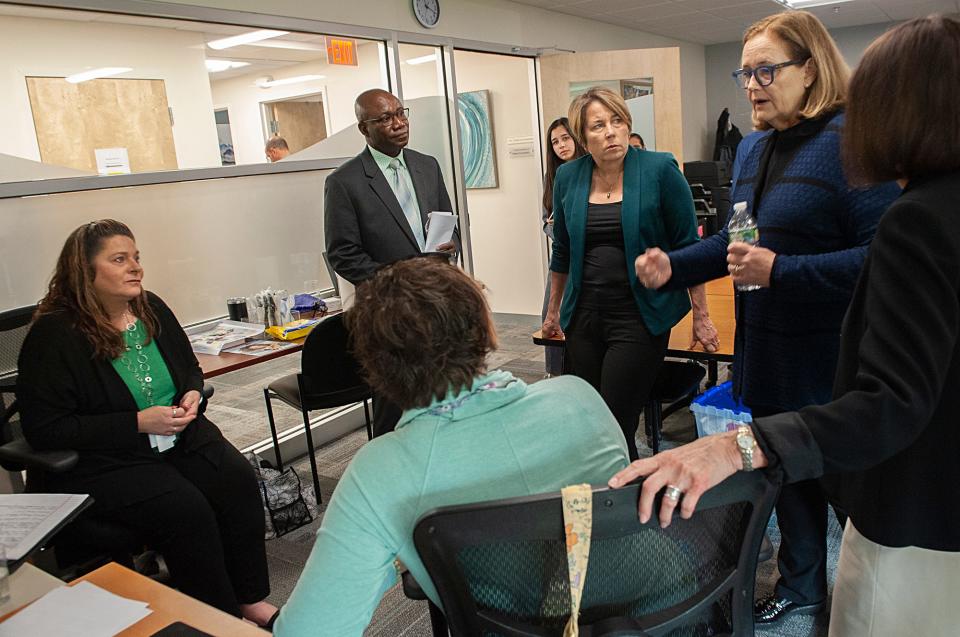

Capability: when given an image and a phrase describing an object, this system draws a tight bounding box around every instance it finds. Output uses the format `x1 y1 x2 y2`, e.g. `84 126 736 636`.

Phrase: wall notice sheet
0 494 92 561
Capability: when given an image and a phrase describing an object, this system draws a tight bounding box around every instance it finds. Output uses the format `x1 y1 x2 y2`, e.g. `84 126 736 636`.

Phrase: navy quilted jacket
668 111 901 412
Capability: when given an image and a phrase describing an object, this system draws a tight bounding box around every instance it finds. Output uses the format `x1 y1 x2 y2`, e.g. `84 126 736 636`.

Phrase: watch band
737 425 756 472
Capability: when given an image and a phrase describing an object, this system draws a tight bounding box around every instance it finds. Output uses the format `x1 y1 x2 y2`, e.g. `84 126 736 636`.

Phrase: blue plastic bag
690 381 752 437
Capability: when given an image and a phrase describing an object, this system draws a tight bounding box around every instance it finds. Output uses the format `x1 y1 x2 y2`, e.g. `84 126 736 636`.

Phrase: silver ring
664 485 683 501
172 407 178 417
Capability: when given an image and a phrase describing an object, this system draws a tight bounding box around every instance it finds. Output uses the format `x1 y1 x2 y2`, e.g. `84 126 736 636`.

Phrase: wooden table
196 310 341 378
0 562 269 636
533 277 736 384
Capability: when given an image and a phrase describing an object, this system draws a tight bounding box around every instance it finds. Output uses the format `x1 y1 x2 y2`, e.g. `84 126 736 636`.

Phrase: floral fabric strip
561 483 592 637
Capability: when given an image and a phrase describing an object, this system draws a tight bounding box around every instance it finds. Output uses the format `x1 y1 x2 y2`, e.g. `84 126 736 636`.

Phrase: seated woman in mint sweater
274 257 631 636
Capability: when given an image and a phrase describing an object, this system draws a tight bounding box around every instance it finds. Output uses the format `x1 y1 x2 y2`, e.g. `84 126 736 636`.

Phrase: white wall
160 0 710 162
0 15 221 170
210 41 386 165
704 21 897 137
0 170 332 324
454 51 545 315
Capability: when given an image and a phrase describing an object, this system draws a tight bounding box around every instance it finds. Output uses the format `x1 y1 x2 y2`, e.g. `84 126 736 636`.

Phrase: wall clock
413 0 440 29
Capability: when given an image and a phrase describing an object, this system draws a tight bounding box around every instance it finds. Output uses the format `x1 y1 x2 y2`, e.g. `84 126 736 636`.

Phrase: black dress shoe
754 594 825 625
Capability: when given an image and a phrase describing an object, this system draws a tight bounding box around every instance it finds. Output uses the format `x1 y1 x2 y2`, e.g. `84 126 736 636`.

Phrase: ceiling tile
610 3 698 19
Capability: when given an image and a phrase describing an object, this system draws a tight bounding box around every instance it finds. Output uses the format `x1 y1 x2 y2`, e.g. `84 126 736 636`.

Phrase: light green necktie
388 158 425 250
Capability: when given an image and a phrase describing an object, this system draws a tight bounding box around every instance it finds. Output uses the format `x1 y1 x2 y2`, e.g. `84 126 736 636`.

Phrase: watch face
414 0 440 28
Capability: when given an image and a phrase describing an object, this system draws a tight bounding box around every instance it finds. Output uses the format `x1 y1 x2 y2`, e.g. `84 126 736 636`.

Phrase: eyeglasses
362 107 410 126
732 59 808 89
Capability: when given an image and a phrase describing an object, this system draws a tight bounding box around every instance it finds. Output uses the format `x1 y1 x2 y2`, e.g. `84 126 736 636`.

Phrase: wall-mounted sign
327 38 358 66
94 147 131 175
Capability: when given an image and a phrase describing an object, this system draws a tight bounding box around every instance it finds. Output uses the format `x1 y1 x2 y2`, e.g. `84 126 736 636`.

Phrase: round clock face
414 0 440 28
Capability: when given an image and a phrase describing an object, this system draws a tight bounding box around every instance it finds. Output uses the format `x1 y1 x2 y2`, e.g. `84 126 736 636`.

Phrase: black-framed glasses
732 59 808 89
362 107 410 126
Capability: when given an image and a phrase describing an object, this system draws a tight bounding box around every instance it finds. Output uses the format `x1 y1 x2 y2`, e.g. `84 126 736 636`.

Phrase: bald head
355 89 409 156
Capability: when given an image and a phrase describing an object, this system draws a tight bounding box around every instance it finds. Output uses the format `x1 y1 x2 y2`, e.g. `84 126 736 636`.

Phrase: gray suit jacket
324 147 458 285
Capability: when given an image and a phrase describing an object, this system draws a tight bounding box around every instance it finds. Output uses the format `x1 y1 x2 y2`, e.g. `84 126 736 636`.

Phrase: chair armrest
0 439 79 473
401 569 428 601
202 383 214 400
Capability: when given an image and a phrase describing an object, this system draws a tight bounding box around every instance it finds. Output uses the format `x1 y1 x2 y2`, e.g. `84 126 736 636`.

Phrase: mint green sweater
274 371 629 636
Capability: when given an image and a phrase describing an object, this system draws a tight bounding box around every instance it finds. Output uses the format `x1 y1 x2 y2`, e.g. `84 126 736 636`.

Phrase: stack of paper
0 581 152 636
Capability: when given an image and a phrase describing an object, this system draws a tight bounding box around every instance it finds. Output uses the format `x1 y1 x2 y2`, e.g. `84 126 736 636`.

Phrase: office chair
644 360 706 454
263 312 372 505
405 470 778 637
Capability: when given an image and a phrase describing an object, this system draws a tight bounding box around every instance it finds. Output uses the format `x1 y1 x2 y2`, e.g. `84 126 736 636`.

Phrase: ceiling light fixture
776 0 855 8
256 74 326 88
207 29 289 50
65 67 132 83
405 54 437 65
244 40 327 52
205 59 251 73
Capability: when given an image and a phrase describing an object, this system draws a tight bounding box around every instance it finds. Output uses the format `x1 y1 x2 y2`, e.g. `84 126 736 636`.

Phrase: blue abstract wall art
456 89 498 189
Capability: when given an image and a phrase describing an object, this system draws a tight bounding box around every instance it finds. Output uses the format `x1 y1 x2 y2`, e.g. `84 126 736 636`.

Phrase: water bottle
728 202 761 292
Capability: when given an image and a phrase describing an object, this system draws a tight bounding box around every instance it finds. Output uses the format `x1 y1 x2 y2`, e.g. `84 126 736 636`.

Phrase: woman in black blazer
610 16 960 635
16 220 278 627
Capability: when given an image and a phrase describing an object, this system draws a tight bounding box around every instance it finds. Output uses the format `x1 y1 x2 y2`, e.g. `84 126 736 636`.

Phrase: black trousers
752 405 828 605
96 441 270 616
565 305 668 460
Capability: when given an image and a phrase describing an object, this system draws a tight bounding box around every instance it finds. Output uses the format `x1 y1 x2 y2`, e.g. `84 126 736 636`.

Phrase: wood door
26 77 178 173
269 100 327 153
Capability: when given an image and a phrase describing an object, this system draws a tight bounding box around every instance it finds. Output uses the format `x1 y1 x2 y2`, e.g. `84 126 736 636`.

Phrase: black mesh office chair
406 470 778 637
644 360 706 454
263 313 372 505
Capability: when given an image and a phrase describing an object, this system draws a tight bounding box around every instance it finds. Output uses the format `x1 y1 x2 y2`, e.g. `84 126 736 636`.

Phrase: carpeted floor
214 313 838 636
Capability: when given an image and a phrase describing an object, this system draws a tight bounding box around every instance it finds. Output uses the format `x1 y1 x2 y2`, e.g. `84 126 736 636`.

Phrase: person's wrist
725 430 744 472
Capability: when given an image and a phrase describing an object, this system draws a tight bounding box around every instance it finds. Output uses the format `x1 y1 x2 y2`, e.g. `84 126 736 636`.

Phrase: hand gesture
541 313 564 339
692 314 719 353
137 404 196 436
635 248 672 289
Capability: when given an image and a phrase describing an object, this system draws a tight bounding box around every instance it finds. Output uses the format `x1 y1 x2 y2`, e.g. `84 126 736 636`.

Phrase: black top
753 171 960 550
580 202 634 309
16 293 226 512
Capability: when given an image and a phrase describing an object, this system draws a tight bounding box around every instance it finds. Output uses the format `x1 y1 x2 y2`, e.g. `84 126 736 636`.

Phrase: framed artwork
456 89 498 189
620 79 653 100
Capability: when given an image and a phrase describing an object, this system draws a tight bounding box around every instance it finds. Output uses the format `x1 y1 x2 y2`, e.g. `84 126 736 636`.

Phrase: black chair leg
299 404 323 506
263 388 284 471
362 399 373 441
650 402 663 454
427 600 449 636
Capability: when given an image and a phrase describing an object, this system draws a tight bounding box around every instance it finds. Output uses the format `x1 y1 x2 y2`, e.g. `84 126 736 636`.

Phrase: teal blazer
550 147 699 335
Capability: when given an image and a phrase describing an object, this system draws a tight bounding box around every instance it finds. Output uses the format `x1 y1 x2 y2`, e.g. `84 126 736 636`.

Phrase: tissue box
690 381 752 438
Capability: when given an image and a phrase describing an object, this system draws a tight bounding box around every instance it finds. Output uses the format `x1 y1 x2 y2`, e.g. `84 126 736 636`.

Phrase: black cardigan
16 292 226 511
753 171 960 551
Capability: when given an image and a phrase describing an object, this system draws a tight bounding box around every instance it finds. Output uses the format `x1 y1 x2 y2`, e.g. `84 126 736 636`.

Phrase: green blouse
110 320 178 449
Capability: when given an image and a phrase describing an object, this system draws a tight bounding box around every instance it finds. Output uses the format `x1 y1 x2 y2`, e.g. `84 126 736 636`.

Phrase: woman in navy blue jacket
635 11 899 626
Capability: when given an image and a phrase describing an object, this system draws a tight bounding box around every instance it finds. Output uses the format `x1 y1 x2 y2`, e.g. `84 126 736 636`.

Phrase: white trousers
829 520 960 636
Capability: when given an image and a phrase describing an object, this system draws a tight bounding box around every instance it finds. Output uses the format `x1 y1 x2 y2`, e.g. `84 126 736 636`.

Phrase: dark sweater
668 111 901 411
754 171 960 551
16 292 226 511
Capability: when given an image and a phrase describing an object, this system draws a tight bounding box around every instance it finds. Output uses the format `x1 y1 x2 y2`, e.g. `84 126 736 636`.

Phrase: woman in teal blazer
542 87 717 459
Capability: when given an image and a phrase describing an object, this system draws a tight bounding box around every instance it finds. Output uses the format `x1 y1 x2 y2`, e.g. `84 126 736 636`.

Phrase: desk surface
0 562 267 636
533 277 736 361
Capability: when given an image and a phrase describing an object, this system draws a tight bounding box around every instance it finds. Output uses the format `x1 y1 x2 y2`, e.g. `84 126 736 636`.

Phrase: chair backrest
299 312 369 399
413 471 778 637
0 304 36 382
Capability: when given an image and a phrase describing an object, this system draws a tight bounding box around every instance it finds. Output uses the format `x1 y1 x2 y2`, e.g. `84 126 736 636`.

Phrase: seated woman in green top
542 86 719 460
274 257 632 636
16 219 278 628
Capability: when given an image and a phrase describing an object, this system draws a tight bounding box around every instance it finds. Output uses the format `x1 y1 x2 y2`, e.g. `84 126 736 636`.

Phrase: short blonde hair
744 11 849 130
568 87 632 148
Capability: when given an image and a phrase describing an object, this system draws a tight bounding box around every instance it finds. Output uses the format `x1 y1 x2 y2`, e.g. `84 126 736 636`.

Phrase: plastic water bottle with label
728 201 761 291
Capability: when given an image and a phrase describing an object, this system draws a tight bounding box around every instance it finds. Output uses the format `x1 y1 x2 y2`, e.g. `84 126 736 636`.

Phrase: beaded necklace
118 310 155 407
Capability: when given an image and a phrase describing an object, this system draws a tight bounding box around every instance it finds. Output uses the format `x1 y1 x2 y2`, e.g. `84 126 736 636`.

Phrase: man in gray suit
325 89 457 285
325 88 458 435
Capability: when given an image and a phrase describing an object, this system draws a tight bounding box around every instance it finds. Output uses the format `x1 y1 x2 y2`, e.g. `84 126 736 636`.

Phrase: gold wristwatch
736 425 757 471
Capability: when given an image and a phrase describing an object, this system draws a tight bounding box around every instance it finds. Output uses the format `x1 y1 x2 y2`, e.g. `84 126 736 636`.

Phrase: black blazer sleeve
17 314 142 452
150 293 204 399
324 171 383 285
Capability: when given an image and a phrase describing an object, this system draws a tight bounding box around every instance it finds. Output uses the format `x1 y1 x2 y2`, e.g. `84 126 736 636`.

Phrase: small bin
690 381 752 438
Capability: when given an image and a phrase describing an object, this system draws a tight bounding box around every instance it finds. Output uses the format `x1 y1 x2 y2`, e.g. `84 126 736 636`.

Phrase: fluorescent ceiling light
779 0 855 8
405 54 437 65
207 29 289 50
245 40 327 52
65 67 132 83
205 59 251 73
256 74 325 87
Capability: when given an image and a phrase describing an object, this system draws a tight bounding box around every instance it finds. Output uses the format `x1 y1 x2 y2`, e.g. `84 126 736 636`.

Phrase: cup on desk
227 297 249 322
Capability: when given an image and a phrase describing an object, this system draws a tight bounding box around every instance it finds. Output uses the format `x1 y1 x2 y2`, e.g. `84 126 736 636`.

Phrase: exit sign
327 38 358 66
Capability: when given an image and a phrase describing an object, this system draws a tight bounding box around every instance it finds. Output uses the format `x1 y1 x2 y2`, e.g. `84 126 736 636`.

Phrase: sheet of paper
0 581 152 636
0 494 90 561
424 211 457 252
